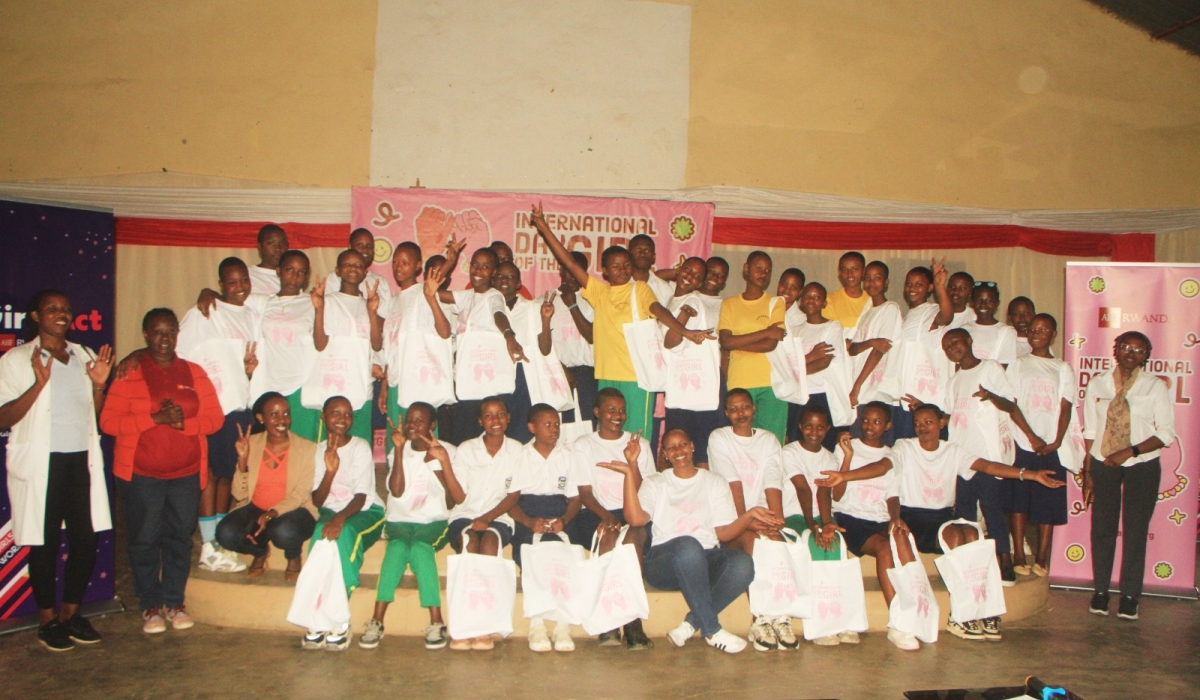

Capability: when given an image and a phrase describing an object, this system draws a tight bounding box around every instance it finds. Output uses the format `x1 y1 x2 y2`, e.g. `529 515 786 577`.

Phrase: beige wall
0 1 376 187
3 1 1198 213
687 0 1200 209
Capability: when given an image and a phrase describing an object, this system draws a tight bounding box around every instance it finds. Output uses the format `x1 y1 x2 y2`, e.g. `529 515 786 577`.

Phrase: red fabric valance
115 218 349 248
712 218 1155 262
117 215 1156 263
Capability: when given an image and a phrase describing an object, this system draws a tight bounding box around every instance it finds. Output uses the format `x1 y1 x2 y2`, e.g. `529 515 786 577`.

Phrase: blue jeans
119 472 201 610
642 536 754 638
217 504 316 560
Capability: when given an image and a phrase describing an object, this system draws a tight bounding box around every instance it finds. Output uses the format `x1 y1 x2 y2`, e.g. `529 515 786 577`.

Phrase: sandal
247 553 269 578
284 558 303 583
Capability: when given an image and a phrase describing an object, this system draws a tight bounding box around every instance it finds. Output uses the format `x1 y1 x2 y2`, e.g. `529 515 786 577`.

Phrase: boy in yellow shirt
530 204 709 436
822 251 869 330
717 251 788 443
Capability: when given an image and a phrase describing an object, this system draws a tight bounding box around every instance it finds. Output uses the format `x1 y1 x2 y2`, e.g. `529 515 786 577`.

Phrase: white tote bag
622 283 668 392
286 540 351 631
446 533 519 639
454 331 517 400
797 531 868 640
885 532 940 643
663 331 721 412
525 350 575 412
578 527 650 635
301 335 373 410
520 533 589 624
559 389 594 445
933 519 1007 623
396 332 456 408
767 335 810 405
747 529 810 618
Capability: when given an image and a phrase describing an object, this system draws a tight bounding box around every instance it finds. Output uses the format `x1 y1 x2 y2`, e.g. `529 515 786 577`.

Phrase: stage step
188 545 1049 637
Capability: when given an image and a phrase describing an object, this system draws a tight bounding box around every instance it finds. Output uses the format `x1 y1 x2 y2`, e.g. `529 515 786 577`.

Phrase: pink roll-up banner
1052 263 1200 597
350 187 713 297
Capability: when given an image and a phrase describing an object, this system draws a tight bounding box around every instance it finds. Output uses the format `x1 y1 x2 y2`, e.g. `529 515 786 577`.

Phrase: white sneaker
888 628 920 651
705 629 747 654
812 634 840 646
552 623 575 652
216 545 247 573
528 619 552 652
748 615 778 651
772 616 799 649
667 620 696 648
198 542 221 571
836 630 860 644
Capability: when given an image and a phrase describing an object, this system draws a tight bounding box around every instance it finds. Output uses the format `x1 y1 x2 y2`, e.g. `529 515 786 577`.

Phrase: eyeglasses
973 281 997 289
1117 344 1148 357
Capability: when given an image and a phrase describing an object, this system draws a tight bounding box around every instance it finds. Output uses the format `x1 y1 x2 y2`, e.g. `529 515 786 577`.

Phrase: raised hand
426 431 449 462
324 438 341 473
444 232 468 261
838 431 854 457
196 287 220 318
424 266 445 297
234 423 251 468
366 280 382 317
624 430 642 466
931 257 948 288
387 415 406 451
530 202 550 235
310 277 326 311
31 351 51 387
243 342 258 378
900 393 922 411
541 292 556 321
86 344 114 387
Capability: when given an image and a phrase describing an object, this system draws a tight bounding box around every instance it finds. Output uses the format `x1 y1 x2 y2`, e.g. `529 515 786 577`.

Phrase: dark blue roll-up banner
0 199 117 624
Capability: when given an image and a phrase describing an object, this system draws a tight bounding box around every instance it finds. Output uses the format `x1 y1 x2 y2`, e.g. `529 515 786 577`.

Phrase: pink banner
350 187 713 297
1052 263 1200 596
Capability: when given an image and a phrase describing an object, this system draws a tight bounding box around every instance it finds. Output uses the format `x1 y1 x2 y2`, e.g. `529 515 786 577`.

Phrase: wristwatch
1131 445 1141 458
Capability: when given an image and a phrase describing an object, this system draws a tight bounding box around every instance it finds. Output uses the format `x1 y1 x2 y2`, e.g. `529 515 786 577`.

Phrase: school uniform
663 291 726 462
718 294 788 443
830 440 897 556
308 436 386 594
446 436 522 550
377 442 457 609
251 294 320 441
793 317 854 450
509 441 579 566
947 360 1016 555
891 438 979 553
1003 354 1078 525
551 293 597 426
962 321 1018 366
847 300 903 445
774 443 841 559
581 277 659 436
569 431 655 542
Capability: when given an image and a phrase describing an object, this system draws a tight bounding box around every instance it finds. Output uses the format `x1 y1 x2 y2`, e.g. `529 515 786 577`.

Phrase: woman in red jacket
100 308 224 635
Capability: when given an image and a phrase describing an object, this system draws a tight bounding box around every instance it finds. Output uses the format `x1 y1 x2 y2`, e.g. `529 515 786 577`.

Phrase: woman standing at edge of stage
0 290 114 651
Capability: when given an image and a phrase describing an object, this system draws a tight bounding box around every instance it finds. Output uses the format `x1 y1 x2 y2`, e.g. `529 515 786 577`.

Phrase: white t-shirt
1007 355 1076 450
708 427 782 509
950 308 976 328
1015 337 1032 359
313 436 381 513
638 469 737 550
252 294 316 399
551 294 594 368
386 442 457 524
644 274 675 307
569 431 655 511
176 300 260 414
795 318 848 394
890 439 977 510
831 440 896 523
697 294 724 328
324 269 392 313
963 322 1017 366
512 441 578 498
947 360 1016 464
777 442 839 519
850 300 903 404
248 265 281 296
452 288 507 336
784 304 805 336
49 349 92 453
448 436 522 528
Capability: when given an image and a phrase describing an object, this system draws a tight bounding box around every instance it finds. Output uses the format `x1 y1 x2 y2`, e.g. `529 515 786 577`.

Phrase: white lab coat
0 340 112 546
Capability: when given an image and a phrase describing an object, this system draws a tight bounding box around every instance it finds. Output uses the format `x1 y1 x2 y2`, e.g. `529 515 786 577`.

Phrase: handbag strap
888 528 921 570
936 518 984 552
589 524 630 557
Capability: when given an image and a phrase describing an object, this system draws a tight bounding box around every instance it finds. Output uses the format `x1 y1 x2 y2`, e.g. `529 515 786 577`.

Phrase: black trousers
28 452 99 610
216 504 316 560
1090 457 1161 598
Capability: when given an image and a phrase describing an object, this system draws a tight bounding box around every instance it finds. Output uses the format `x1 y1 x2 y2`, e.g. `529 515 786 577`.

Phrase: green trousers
308 505 386 593
376 520 449 607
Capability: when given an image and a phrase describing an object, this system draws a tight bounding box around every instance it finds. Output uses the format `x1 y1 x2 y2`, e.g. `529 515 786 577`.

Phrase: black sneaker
1089 591 1110 616
62 615 102 644
623 619 653 650
981 616 1002 641
1000 565 1016 588
1117 596 1139 620
37 620 74 652
597 629 622 647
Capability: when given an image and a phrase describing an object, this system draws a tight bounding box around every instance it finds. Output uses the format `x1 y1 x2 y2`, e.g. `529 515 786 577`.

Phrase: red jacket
100 358 225 487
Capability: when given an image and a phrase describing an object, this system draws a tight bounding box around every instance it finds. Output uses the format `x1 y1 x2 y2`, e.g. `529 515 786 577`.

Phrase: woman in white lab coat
0 290 113 651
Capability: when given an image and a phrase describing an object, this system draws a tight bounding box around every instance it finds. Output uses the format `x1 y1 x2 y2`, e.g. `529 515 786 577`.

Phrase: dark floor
2 511 1198 700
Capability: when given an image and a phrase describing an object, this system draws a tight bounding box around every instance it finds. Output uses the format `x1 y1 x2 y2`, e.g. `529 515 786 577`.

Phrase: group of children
173 209 1075 654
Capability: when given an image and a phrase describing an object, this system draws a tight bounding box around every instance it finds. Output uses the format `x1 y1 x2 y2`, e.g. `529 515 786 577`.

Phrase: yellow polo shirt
822 288 870 329
581 277 657 382
718 293 785 390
